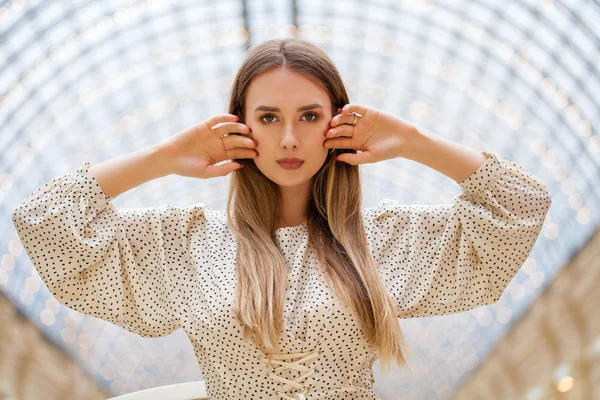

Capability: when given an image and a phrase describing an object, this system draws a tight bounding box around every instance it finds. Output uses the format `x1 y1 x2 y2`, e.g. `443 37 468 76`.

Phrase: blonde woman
12 38 552 400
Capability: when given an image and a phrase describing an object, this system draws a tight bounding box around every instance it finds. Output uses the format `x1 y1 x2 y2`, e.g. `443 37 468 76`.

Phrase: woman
12 38 552 399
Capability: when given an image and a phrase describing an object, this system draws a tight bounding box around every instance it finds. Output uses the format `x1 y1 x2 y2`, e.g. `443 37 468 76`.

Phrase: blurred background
1 0 599 399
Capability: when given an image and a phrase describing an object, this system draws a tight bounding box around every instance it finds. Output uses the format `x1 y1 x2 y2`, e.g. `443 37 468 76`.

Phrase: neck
277 181 310 229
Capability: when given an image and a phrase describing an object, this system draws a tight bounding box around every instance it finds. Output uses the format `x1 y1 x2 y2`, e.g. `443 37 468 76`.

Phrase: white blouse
11 151 552 399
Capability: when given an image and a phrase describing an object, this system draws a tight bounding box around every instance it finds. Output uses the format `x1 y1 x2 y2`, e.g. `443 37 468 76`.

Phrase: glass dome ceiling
2 0 599 398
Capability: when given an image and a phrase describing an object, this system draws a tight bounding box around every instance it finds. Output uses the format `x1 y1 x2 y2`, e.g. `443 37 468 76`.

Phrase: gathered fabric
11 152 552 399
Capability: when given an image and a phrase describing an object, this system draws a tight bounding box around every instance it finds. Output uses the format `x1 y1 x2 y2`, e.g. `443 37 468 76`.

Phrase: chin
273 174 311 186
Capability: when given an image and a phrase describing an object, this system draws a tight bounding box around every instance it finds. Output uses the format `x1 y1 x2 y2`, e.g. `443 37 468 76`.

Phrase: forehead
245 68 330 108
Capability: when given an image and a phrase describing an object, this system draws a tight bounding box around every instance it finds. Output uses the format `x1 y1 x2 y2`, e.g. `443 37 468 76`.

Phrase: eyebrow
254 103 324 112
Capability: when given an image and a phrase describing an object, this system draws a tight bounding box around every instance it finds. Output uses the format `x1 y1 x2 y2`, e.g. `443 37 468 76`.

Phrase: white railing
106 381 207 400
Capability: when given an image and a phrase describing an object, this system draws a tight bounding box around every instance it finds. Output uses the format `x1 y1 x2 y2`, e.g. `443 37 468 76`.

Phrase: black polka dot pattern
11 151 552 399
11 161 208 338
363 151 552 319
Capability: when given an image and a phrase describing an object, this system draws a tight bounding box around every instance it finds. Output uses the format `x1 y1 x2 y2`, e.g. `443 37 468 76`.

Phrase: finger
205 161 243 177
325 124 354 138
341 103 367 116
216 122 252 137
336 151 375 166
330 110 359 128
226 122 252 134
225 148 259 160
342 113 361 127
222 133 257 149
206 114 240 129
329 110 351 127
329 108 343 127
324 136 354 149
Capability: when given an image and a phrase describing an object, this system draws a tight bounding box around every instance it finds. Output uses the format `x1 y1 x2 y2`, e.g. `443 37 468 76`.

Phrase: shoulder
362 198 402 223
204 207 235 240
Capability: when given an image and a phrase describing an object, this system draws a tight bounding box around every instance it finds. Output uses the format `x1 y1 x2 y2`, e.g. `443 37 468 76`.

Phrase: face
244 67 335 188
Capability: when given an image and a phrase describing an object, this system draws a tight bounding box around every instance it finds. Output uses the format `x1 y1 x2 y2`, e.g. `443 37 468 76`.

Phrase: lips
277 160 304 170
277 158 304 163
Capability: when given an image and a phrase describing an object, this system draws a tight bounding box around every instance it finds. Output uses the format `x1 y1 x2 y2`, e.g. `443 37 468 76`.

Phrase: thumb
336 151 372 166
206 162 243 177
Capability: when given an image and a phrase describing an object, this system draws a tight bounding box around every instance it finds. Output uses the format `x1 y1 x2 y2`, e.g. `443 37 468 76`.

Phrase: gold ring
349 111 361 126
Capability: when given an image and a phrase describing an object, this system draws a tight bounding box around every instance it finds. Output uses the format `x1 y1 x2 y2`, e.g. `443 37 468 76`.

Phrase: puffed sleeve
11 161 207 337
363 151 552 319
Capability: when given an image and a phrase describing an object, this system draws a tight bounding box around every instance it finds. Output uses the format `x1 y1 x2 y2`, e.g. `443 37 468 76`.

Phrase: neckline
273 221 308 234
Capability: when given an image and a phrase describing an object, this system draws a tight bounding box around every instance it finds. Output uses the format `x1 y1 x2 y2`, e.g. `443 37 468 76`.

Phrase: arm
87 143 172 198
11 147 206 338
401 128 492 184
365 141 552 318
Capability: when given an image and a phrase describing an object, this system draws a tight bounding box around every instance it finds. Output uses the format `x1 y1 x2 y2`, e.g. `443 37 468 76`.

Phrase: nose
281 123 300 149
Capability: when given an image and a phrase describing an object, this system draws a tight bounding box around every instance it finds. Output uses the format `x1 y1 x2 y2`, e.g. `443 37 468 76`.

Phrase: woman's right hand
159 114 258 179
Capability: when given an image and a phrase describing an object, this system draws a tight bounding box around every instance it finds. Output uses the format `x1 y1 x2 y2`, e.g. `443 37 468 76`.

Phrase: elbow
486 290 503 306
11 207 20 224
545 192 552 212
539 183 553 212
542 186 552 208
11 207 23 235
537 191 552 229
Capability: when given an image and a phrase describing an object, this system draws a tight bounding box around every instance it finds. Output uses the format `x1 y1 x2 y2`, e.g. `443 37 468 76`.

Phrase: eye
302 112 319 122
259 114 277 123
259 113 320 124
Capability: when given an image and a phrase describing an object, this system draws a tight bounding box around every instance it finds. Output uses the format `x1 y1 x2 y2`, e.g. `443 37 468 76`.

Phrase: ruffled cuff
457 151 504 204
75 161 116 206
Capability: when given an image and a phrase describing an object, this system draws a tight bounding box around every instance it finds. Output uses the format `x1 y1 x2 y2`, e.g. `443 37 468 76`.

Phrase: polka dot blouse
11 151 552 399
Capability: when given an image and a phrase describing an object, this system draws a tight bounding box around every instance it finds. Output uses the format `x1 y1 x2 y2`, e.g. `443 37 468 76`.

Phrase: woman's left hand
324 104 418 165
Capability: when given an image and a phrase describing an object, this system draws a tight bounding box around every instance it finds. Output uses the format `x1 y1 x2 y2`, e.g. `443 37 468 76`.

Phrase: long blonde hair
226 38 409 373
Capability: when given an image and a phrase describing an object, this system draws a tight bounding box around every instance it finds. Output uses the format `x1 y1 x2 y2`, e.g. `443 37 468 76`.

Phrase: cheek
320 125 330 142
